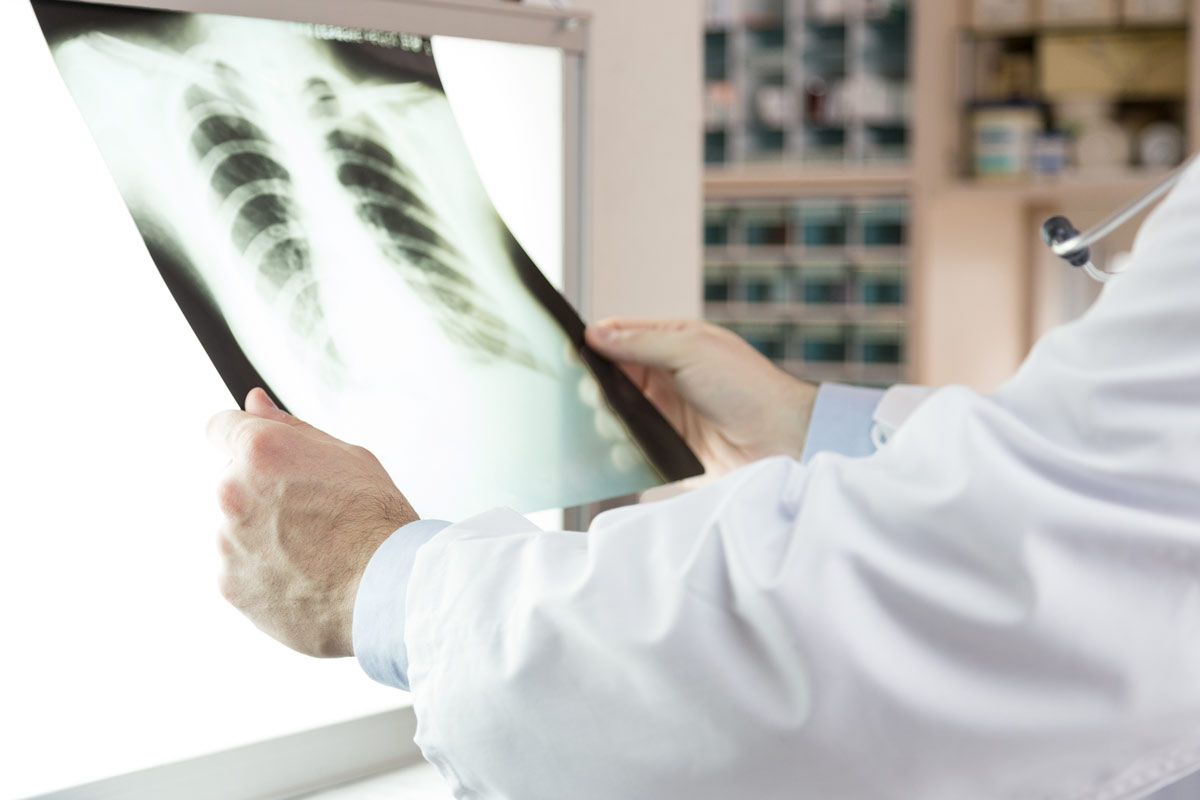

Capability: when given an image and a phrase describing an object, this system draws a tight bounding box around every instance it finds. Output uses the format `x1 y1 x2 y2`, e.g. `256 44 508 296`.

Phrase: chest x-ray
32 0 702 519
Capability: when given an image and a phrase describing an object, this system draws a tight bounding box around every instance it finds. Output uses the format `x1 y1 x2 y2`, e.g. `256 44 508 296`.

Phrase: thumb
244 388 304 428
585 319 699 372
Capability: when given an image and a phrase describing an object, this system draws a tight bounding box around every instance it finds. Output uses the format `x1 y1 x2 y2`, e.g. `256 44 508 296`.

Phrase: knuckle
708 322 738 345
691 321 720 346
350 443 379 464
215 478 244 518
688 319 720 343
239 423 278 466
216 570 239 605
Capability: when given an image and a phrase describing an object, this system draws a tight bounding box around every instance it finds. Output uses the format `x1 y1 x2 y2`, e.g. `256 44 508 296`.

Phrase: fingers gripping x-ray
32 2 704 518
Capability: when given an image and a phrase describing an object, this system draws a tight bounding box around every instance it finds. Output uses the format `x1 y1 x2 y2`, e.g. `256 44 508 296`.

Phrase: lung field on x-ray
302 76 544 373
183 59 344 383
177 46 544 383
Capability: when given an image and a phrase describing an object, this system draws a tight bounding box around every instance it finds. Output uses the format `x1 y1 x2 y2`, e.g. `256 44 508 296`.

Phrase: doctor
208 158 1200 799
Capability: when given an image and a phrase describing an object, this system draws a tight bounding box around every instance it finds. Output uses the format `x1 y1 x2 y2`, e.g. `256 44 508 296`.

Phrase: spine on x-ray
303 77 545 374
183 61 343 379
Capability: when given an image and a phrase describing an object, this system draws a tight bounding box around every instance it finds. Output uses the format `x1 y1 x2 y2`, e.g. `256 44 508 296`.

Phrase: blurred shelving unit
704 164 911 196
704 0 1199 391
703 0 914 386
705 0 912 166
703 195 909 385
958 1 1190 183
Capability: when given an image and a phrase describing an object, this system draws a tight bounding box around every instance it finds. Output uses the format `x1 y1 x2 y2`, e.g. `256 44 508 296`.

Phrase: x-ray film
31 0 703 519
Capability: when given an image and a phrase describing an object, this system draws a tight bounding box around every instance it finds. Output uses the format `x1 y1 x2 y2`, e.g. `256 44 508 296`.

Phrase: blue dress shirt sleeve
353 518 450 690
798 382 887 464
355 382 886 690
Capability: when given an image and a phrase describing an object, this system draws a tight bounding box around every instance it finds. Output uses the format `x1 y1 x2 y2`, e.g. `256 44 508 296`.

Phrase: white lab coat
402 160 1200 799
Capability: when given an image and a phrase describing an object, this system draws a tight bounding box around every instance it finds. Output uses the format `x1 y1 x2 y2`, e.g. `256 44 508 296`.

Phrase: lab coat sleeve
355 384 900 691
403 158 1200 800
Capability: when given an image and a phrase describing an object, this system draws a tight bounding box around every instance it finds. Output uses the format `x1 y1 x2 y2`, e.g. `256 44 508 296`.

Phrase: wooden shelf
948 169 1176 203
965 21 1188 38
704 302 907 325
704 165 913 198
704 245 910 264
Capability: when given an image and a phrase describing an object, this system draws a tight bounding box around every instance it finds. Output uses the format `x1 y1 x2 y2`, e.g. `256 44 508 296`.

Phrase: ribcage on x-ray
182 62 342 376
303 77 545 373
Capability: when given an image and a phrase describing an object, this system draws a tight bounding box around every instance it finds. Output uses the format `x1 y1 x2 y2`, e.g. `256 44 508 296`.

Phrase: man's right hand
585 318 817 476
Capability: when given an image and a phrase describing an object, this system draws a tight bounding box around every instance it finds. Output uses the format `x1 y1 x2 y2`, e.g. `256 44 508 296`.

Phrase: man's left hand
207 388 418 658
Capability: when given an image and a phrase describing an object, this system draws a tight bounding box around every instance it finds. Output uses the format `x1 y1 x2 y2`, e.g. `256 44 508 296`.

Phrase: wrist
328 511 418 659
776 375 818 460
323 581 362 659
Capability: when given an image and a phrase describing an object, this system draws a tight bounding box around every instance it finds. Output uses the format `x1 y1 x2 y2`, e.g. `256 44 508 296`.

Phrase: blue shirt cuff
799 383 887 464
353 518 451 690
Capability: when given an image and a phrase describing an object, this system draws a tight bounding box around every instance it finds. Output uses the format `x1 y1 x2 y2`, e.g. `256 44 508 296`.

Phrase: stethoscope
1041 152 1197 282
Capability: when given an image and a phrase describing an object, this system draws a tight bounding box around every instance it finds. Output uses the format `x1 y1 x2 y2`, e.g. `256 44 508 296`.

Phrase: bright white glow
0 4 566 797
431 36 566 560
434 36 564 289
